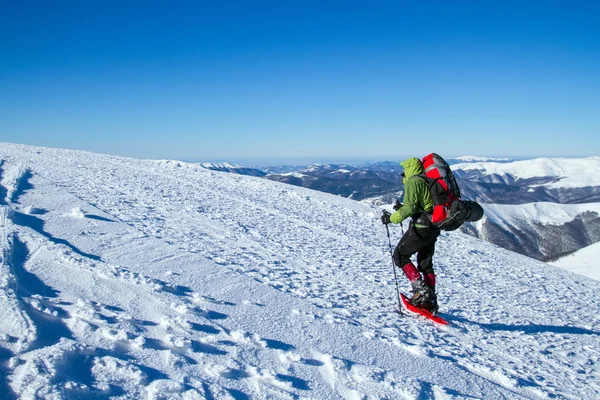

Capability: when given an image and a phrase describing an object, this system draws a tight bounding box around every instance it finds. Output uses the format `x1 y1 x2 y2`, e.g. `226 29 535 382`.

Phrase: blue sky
1 1 599 164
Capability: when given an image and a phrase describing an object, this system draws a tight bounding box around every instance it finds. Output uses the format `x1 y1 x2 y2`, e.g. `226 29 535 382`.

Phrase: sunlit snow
1 143 599 399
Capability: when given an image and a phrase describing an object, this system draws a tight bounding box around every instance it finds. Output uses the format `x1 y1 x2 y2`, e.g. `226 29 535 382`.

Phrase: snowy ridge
0 142 599 399
278 172 307 178
453 156 600 188
453 156 513 163
200 162 241 170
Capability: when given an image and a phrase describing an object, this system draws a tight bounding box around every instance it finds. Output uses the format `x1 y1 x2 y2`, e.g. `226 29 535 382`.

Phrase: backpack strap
408 175 434 219
414 174 439 190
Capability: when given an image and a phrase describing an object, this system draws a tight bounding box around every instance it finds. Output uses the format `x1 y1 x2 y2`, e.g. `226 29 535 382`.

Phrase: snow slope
453 156 600 188
0 143 599 399
550 241 600 281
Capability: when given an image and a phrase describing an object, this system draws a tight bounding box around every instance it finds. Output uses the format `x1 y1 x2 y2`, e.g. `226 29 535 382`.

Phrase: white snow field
551 241 600 282
0 143 599 399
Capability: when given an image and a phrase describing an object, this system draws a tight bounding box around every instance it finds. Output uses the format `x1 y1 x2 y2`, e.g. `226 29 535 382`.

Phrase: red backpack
421 153 480 231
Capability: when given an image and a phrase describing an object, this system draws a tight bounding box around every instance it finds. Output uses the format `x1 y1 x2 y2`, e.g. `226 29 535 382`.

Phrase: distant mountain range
265 163 406 201
200 156 600 264
452 157 600 262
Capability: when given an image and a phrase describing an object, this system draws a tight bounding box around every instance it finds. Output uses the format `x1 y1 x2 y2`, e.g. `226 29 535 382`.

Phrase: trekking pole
383 211 403 312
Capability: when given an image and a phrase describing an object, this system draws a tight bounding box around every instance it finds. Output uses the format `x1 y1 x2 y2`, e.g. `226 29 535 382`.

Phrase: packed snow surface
453 156 600 188
1 143 599 399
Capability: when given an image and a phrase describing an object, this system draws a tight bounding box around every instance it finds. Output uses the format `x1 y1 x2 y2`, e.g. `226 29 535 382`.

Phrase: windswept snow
0 143 599 399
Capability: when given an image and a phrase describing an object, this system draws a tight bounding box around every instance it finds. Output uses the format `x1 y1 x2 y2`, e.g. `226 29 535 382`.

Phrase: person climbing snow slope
381 157 440 313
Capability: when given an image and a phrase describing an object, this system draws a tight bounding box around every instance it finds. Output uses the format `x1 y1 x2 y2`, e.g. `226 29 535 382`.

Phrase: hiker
381 157 440 312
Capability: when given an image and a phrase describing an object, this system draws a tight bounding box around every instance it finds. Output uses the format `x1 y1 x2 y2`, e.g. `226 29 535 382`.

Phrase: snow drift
0 143 599 399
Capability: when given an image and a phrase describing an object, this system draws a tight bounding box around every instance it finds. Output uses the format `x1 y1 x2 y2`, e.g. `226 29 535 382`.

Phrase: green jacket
390 157 434 224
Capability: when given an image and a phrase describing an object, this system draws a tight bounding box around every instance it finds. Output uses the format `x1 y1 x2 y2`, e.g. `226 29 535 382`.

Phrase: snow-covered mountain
452 157 600 204
450 156 513 164
264 163 403 201
453 157 600 189
1 143 599 399
462 202 600 262
450 158 600 262
200 163 267 177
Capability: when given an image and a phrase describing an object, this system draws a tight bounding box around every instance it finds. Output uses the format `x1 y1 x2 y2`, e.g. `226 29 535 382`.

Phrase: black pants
393 223 440 275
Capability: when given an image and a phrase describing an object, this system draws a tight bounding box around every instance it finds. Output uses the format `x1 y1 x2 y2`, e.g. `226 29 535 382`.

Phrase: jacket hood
400 157 425 179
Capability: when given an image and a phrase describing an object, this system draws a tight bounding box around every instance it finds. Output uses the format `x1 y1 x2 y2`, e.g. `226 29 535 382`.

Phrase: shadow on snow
11 169 34 204
9 211 102 261
449 315 600 336
11 234 74 351
0 346 17 400
53 347 169 399
0 161 7 205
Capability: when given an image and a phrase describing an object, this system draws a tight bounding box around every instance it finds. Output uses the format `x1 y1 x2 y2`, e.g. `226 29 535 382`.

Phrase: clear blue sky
1 1 599 163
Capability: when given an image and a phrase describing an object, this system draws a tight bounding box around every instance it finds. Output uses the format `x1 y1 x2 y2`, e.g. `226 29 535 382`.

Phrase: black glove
381 210 391 225
393 200 403 211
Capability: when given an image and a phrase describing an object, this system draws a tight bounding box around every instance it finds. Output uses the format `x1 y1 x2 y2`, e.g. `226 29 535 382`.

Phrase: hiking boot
410 279 438 312
419 297 439 314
